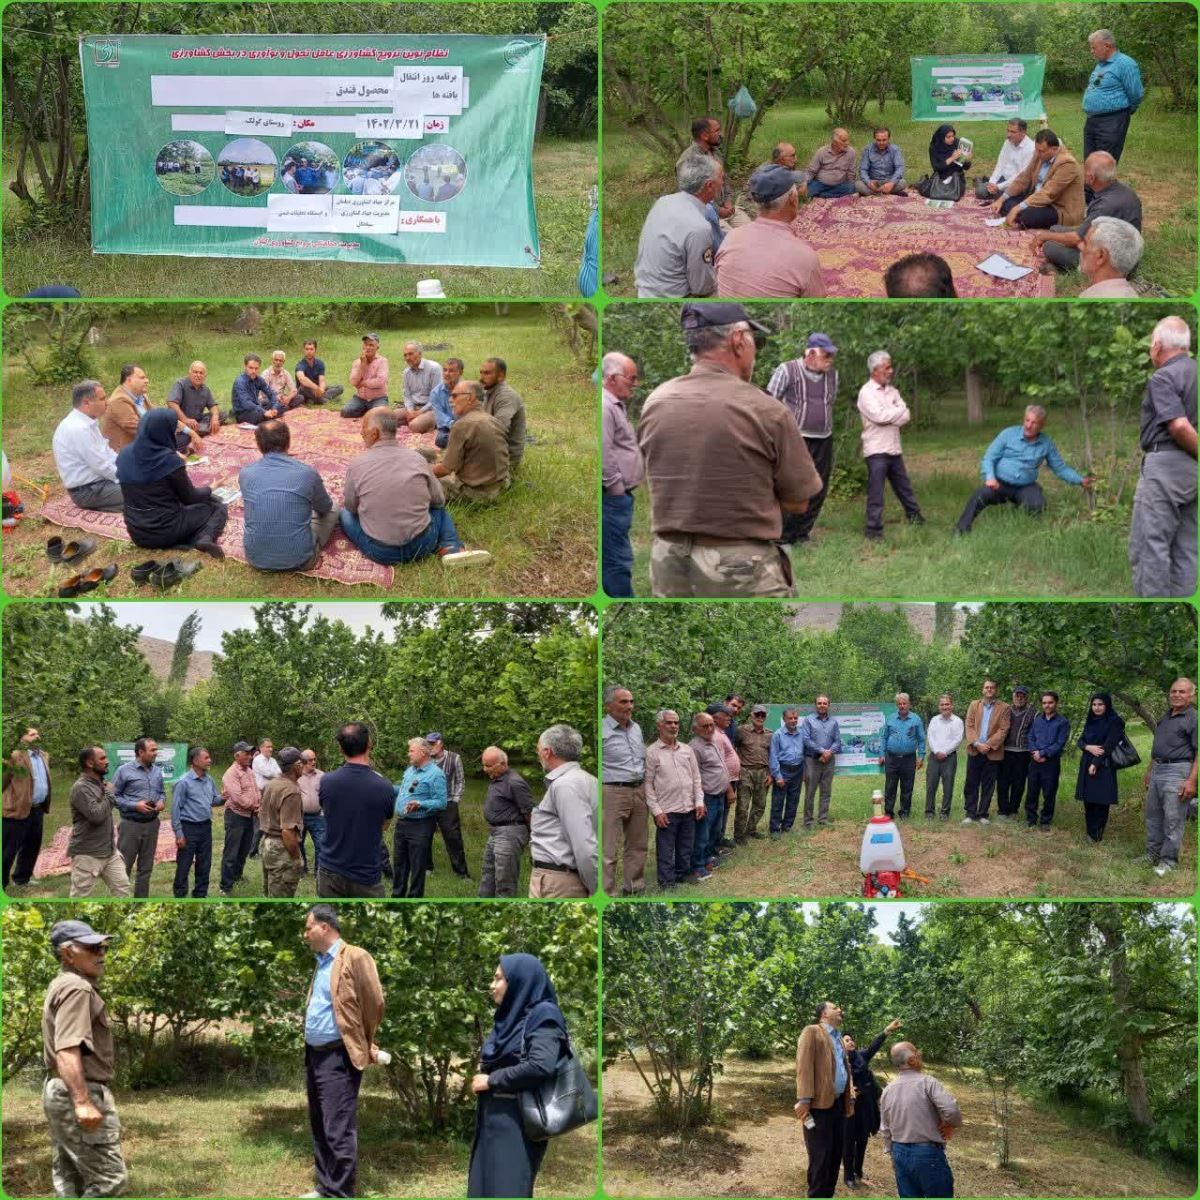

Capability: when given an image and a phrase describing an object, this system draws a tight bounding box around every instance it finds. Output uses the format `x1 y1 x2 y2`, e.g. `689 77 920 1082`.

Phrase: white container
859 814 906 874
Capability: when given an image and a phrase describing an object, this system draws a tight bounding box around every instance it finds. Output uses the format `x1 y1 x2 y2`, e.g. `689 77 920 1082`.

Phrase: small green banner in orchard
103 742 190 785
911 55 1045 121
761 703 898 776
80 34 545 268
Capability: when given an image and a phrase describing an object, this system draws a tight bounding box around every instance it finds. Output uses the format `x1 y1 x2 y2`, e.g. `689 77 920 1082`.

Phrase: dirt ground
601 1056 1196 1199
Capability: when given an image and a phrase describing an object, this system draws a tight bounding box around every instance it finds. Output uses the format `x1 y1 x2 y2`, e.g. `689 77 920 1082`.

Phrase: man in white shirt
395 342 442 428
974 119 1036 201
52 380 124 511
925 694 965 819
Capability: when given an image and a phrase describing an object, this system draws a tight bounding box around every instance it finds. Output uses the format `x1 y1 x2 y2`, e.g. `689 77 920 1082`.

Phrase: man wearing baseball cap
259 746 306 896
42 920 128 1197
767 333 840 543
715 164 826 298
636 303 822 597
340 333 390 419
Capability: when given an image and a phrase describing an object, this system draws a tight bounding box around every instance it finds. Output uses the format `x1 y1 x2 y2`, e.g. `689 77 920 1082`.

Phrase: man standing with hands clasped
795 1000 854 1199
301 904 385 1200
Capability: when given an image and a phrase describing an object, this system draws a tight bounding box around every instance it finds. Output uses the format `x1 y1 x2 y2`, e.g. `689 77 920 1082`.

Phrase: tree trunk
1097 910 1155 1127
965 365 984 425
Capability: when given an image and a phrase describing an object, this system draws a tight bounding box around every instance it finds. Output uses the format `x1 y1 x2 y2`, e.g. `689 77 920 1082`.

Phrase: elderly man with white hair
602 350 643 597
1130 315 1198 597
397 341 442 423
856 350 924 541
529 723 598 897
1143 678 1199 877
644 708 705 888
1082 29 1143 172
1078 216 1144 298
954 405 1093 533
634 154 724 298
478 746 535 897
879 1041 963 1198
1032 152 1142 272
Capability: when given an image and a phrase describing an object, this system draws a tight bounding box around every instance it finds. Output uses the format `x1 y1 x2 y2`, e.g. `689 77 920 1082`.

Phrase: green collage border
0 0 1197 1196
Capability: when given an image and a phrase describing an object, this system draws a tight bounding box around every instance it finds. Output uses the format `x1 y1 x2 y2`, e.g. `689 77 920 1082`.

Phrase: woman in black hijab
929 124 971 176
842 1017 902 1189
469 954 569 1198
116 408 227 556
1074 692 1126 841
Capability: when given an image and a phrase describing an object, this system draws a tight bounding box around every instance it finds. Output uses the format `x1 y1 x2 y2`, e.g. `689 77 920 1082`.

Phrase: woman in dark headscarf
1074 692 1126 842
842 1017 902 1189
469 954 570 1198
116 408 227 556
929 124 971 176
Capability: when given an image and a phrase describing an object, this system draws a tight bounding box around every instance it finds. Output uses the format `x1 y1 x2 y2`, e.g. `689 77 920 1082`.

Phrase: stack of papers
976 253 1032 281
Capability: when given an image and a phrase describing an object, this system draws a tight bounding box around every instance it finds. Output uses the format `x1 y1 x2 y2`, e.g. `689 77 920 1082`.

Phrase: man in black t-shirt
295 339 345 406
317 722 395 897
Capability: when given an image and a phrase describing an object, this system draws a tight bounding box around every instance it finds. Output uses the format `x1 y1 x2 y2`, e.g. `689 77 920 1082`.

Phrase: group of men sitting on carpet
635 117 1145 300
48 333 530 571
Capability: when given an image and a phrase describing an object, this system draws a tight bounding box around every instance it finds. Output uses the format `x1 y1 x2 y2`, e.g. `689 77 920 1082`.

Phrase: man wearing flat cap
767 333 840 543
42 920 128 1197
715 164 826 298
259 746 306 896
340 333 390 420
637 303 822 597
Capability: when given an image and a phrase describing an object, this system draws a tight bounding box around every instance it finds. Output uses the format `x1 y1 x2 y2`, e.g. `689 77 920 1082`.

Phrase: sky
99 603 391 653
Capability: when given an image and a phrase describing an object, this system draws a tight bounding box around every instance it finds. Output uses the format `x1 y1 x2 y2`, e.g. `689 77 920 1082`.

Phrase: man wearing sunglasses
637 303 821 597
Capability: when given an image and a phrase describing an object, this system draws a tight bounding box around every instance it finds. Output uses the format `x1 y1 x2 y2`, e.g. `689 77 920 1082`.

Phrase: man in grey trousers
1144 678 1197 878
1130 316 1197 598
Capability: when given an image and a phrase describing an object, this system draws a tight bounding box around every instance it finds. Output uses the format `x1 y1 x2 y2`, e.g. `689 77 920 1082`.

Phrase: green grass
610 724 1196 900
1 1075 597 1197
3 138 596 299
1 306 597 598
9 771 534 899
626 398 1135 598
601 92 1197 297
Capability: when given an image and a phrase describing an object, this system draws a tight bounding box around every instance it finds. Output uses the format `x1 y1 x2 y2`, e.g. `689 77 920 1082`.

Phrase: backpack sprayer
860 790 932 897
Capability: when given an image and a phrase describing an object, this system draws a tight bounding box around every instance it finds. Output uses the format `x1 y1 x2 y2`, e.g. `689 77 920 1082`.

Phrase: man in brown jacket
302 904 385 1198
2 728 52 889
795 1000 854 1198
990 129 1085 229
100 364 197 454
962 680 1012 824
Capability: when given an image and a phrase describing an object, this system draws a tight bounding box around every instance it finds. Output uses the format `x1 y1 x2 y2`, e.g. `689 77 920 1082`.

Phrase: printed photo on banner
1 3 598 298
602 1 1196 299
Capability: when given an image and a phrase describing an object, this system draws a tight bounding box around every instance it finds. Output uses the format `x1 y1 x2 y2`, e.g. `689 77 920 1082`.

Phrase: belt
532 860 578 874
306 1038 345 1052
660 532 767 548
488 820 526 829
1144 442 1188 454
604 485 637 496
1152 757 1192 765
604 779 644 788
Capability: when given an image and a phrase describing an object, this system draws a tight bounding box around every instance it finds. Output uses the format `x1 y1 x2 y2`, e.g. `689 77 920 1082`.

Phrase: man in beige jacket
302 904 385 1198
962 679 1012 824
795 1000 855 1198
856 351 924 541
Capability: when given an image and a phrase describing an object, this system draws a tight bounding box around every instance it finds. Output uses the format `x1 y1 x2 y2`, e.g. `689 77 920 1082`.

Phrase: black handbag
518 1026 598 1141
1110 735 1142 769
916 171 965 201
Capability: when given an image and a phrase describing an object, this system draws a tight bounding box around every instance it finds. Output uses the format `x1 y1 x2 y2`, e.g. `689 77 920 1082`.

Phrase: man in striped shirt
425 733 470 880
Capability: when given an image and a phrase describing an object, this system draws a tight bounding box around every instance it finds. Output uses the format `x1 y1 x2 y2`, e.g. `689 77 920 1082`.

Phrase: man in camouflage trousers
734 704 773 841
42 919 128 1197
636 303 822 598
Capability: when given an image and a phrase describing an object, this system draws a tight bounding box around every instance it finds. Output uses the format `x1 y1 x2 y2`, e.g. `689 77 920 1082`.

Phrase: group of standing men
603 304 1197 599
4 722 598 901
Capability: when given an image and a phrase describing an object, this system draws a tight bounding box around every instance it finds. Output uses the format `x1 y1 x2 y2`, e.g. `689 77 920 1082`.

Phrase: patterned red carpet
35 822 179 877
789 192 1056 298
40 407 440 587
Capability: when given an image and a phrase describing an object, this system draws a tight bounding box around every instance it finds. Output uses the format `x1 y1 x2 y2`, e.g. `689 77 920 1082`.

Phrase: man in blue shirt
954 405 1093 534
1026 690 1071 829
1082 30 1143 179
317 722 396 898
231 354 283 425
170 745 224 898
801 695 842 828
112 737 166 897
856 128 907 196
881 694 926 819
239 420 339 572
768 707 806 835
391 737 448 898
295 340 344 406
426 358 464 448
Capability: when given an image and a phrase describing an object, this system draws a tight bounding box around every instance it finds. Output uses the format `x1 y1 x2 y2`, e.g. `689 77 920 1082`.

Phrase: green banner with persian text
761 703 898 776
911 54 1046 121
80 33 545 267
102 742 190 786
